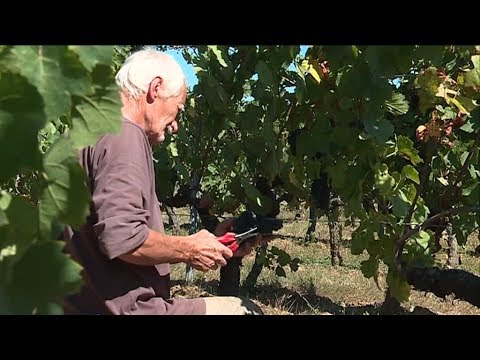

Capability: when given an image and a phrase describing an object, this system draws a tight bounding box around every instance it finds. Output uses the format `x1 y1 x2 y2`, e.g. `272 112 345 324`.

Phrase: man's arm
91 125 154 260
119 228 232 271
91 124 232 271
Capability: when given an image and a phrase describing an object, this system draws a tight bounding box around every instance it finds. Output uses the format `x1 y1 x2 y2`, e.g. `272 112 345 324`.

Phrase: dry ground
164 206 480 315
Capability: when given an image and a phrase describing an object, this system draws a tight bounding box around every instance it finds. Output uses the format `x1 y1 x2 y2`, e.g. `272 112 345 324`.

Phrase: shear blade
236 227 258 244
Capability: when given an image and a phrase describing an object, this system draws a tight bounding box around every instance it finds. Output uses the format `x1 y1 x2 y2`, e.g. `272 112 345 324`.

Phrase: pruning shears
216 227 259 252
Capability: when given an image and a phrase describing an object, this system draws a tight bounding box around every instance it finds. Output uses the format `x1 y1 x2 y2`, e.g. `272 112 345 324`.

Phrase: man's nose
170 120 179 133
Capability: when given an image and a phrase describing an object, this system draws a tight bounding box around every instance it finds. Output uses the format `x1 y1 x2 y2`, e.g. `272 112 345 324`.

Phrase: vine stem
185 114 203 283
395 206 480 275
397 128 480 275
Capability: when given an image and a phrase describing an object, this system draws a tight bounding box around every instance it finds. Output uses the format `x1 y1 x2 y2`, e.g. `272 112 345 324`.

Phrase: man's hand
214 218 275 258
188 229 233 272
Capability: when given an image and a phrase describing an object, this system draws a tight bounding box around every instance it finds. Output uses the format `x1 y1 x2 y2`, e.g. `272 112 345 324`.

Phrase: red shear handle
216 232 239 252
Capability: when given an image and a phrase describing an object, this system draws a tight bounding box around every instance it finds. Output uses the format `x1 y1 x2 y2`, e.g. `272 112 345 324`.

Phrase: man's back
63 118 204 315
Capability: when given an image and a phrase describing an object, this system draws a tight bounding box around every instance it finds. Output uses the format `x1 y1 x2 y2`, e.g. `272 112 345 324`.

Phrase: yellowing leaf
309 66 321 83
446 96 470 115
471 54 480 69
208 45 228 67
437 176 449 186
435 83 458 98
300 59 310 73
300 57 324 83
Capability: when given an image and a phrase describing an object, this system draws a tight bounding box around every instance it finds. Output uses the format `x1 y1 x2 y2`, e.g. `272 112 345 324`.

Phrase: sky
166 46 309 90
166 49 198 89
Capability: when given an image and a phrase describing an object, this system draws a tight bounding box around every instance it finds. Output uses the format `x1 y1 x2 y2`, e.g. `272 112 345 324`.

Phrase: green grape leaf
0 287 12 314
415 67 441 115
0 191 11 210
11 46 71 121
0 209 7 227
337 61 373 98
351 227 369 255
386 269 410 303
397 136 423 165
385 92 409 116
39 138 91 241
412 46 445 67
277 250 291 267
411 202 430 225
70 86 121 150
462 179 479 196
412 230 431 250
294 73 306 104
0 196 38 268
69 45 113 71
360 256 379 279
322 46 356 70
263 150 278 183
59 48 93 96
463 55 480 91
392 188 411 218
204 75 229 114
242 179 272 216
374 163 395 196
256 61 274 86
289 258 300 272
0 73 45 182
327 160 348 190
275 266 286 278
365 46 415 77
9 240 83 314
402 165 420 184
460 120 475 133
364 117 394 144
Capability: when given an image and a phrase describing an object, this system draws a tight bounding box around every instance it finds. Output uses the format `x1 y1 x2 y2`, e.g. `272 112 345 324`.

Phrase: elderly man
63 48 263 315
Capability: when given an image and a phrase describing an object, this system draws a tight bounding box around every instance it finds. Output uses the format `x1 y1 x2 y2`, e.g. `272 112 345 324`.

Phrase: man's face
148 85 187 145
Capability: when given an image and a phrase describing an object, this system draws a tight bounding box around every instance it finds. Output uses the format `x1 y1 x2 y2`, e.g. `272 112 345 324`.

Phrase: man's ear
147 77 163 103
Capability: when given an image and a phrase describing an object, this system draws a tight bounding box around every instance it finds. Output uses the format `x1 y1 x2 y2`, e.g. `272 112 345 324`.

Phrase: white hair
115 48 186 100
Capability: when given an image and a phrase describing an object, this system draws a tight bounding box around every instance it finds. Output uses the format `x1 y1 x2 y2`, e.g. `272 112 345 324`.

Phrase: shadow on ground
170 279 437 315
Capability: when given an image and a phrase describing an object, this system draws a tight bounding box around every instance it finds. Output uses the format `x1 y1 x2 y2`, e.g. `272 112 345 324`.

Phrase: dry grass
165 206 480 315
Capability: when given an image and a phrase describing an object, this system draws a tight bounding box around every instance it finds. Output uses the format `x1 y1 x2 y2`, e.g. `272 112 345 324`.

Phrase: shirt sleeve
91 124 151 260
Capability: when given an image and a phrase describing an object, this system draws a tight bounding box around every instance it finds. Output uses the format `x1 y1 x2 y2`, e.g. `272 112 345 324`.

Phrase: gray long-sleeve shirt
63 118 205 315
